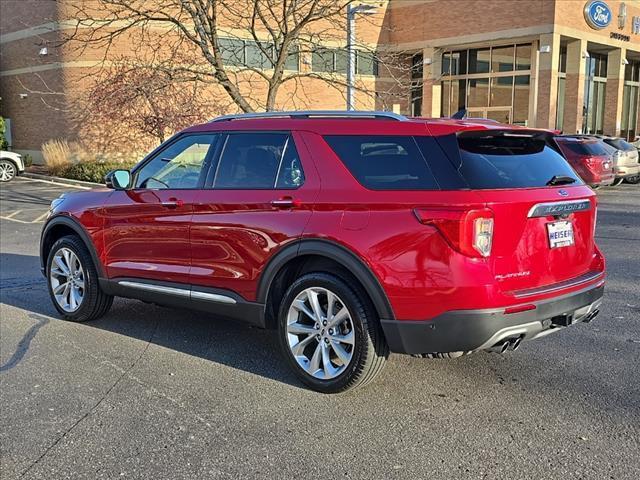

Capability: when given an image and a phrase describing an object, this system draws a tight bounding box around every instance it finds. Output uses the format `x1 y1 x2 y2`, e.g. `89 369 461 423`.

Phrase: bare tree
83 60 218 144
63 0 411 113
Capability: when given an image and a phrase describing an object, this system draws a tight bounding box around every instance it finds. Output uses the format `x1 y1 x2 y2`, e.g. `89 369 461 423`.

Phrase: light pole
346 4 377 111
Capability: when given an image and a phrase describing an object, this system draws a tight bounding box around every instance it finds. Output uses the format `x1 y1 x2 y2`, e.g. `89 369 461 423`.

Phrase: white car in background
0 150 25 182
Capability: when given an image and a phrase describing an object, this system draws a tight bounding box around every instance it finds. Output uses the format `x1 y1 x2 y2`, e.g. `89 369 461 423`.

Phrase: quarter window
214 133 304 189
324 135 439 190
134 134 218 189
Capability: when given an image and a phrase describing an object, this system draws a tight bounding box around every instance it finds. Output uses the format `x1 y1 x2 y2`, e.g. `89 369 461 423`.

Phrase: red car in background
40 111 605 393
555 136 615 188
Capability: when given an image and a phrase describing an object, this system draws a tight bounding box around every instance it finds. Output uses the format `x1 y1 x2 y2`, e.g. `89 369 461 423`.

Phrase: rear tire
277 272 388 393
624 175 640 184
46 235 113 322
611 178 624 186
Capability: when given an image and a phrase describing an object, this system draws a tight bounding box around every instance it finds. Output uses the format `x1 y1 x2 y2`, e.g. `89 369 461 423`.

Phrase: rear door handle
271 197 296 208
162 198 184 209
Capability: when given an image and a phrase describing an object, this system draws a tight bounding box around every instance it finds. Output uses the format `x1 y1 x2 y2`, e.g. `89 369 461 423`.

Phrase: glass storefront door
582 52 607 135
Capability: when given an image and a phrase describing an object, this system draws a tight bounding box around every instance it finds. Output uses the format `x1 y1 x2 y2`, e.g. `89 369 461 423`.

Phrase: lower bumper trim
380 282 604 355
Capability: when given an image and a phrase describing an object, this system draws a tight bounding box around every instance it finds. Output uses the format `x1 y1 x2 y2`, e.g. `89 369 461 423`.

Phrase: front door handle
162 198 184 209
271 197 296 208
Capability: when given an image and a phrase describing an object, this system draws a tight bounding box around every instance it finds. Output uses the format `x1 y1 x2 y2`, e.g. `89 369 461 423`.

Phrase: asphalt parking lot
1 176 639 479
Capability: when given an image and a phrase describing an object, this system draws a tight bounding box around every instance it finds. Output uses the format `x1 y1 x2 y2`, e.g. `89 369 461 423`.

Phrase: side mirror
105 169 131 190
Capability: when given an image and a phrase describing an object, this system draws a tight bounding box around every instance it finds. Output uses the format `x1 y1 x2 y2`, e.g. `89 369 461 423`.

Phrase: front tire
278 272 388 393
46 235 113 322
0 159 16 182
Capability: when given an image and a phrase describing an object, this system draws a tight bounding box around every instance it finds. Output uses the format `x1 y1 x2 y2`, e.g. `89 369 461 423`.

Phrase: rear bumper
380 282 604 355
614 164 640 178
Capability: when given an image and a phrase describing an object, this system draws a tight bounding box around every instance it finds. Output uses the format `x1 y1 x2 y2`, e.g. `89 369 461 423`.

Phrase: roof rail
210 110 408 122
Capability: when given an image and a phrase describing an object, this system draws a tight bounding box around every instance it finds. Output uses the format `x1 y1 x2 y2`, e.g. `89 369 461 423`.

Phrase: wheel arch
258 239 395 328
40 215 105 278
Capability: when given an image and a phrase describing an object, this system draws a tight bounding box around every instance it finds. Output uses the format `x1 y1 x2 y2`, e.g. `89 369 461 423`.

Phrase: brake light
414 207 494 258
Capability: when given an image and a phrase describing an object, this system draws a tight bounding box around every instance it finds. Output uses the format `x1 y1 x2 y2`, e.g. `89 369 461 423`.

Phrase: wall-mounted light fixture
539 45 551 53
623 58 630 65
423 57 433 65
19 93 28 99
582 51 590 59
38 47 48 56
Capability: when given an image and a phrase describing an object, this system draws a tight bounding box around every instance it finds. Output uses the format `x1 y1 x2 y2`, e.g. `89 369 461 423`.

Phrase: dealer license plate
547 221 574 249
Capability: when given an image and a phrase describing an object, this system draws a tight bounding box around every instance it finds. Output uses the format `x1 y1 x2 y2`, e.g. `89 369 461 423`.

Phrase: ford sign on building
584 1 613 29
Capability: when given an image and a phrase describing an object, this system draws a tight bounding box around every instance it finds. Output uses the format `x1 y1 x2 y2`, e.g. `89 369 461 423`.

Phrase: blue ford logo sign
584 0 612 29
558 189 569 197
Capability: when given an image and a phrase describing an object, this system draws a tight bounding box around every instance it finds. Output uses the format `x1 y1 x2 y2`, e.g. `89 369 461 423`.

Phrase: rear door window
323 135 439 190
213 133 304 189
454 133 583 189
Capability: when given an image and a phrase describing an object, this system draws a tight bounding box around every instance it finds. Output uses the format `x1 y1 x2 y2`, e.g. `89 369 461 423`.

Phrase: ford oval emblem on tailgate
558 189 569 197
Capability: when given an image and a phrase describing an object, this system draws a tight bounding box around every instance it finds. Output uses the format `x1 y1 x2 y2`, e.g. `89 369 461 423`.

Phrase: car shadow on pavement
0 252 301 388
2 251 639 416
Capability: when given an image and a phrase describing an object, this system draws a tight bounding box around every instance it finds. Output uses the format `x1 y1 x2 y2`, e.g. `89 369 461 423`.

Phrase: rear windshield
604 138 635 151
324 135 439 190
455 134 583 189
557 139 610 156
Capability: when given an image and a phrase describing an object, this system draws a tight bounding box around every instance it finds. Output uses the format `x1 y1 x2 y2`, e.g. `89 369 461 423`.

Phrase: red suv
555 136 615 187
41 111 605 393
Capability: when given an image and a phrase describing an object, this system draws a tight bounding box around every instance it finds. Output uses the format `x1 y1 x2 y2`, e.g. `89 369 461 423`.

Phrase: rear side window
324 135 439 190
557 140 610 156
214 133 304 189
455 134 583 189
604 138 635 151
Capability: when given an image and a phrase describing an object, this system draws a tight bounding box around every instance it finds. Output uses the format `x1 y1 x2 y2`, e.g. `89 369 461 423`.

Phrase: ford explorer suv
40 111 605 393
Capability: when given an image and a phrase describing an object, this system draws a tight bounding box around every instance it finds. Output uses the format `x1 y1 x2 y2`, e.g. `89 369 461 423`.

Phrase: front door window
134 134 219 189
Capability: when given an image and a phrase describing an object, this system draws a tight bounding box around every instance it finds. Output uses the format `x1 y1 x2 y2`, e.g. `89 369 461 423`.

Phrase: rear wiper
546 175 576 186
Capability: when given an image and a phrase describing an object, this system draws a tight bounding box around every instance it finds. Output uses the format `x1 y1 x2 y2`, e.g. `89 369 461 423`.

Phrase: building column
422 47 440 117
563 38 587 134
535 33 560 129
603 48 626 136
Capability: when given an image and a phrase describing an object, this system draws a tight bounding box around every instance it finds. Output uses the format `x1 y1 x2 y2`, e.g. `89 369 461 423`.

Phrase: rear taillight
473 215 494 257
414 207 494 258
593 198 598 237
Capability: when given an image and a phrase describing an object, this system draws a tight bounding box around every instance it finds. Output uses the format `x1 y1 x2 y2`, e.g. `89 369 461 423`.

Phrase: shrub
42 139 72 175
23 154 33 168
60 160 136 184
0 118 8 150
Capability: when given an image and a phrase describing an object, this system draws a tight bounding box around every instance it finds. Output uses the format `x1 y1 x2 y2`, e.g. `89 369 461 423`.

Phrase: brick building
1 0 640 162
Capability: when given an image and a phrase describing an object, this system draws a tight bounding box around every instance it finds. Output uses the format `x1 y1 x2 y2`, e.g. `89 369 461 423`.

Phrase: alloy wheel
49 247 85 312
286 287 355 380
0 161 16 182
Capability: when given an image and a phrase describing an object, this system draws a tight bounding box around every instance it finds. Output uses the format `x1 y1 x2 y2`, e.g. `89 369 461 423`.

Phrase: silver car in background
600 137 639 185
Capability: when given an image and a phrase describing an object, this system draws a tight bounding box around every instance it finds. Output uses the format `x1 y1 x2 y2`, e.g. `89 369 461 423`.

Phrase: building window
583 52 608 135
219 37 299 71
621 59 640 141
311 48 378 76
410 53 423 116
440 43 532 125
556 45 567 131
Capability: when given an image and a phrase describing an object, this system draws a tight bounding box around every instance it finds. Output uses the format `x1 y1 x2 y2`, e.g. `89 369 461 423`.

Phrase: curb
21 172 102 189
